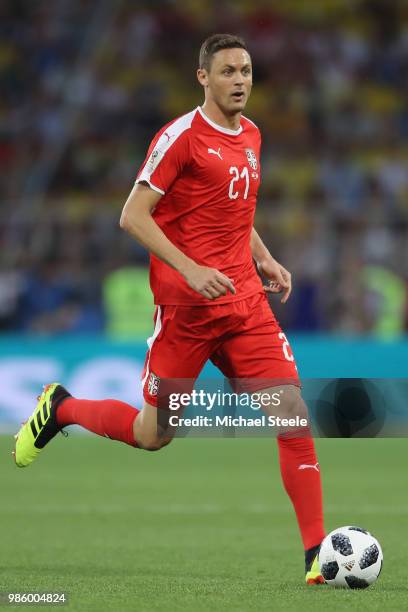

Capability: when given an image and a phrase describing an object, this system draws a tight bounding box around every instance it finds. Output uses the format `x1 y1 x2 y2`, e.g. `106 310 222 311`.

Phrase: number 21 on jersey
229 166 249 200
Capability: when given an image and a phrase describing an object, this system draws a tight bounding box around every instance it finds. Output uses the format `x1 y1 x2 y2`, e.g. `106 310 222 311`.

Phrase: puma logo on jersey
208 147 222 160
298 463 320 472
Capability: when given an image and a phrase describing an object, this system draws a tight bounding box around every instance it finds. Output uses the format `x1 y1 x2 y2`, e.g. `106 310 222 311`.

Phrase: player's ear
197 68 209 87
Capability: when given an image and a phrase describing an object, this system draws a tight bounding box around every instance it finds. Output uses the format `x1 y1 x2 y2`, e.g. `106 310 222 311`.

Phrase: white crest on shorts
245 148 257 170
148 372 160 396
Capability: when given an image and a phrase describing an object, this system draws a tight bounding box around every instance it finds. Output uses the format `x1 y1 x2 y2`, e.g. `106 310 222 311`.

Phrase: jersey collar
197 106 243 136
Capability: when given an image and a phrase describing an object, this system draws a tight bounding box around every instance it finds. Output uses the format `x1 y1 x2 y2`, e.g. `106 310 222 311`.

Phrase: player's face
199 48 252 115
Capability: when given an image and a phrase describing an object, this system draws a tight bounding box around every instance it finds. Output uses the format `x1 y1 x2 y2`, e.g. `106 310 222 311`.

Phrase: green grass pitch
1 435 407 611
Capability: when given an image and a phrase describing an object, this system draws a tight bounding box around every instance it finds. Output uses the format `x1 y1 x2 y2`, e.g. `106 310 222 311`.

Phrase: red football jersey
136 106 264 305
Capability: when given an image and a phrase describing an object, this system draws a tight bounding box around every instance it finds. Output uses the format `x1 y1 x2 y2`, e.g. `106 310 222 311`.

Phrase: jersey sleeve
136 126 191 195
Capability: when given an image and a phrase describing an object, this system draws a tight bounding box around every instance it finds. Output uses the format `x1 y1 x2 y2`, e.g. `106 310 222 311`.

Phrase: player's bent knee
136 433 173 452
140 441 162 452
280 385 307 416
137 438 163 452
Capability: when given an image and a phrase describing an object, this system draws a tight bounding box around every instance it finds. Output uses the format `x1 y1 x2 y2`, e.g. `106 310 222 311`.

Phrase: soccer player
14 34 325 584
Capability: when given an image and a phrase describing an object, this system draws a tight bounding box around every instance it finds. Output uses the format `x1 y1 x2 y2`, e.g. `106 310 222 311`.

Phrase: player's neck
200 102 241 131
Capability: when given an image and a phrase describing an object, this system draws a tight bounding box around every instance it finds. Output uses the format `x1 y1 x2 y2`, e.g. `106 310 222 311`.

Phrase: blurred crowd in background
1 0 407 337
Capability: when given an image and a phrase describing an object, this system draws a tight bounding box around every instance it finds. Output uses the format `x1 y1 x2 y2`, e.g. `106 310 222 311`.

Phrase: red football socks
277 433 325 550
56 397 139 447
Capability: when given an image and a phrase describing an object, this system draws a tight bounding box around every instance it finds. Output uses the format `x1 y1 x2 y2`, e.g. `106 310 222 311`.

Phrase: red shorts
142 292 300 407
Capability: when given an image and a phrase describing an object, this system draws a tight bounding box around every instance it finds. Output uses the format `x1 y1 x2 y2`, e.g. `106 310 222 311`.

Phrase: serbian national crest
148 371 160 396
245 148 258 170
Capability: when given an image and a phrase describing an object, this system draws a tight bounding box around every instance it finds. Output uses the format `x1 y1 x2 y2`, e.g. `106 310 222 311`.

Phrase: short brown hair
199 33 248 72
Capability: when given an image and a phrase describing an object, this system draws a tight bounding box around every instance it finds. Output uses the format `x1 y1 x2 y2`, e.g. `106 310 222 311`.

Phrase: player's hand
257 257 292 304
183 263 236 300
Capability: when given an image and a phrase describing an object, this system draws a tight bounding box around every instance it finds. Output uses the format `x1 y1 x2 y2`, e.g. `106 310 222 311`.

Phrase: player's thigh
142 304 214 406
138 305 215 447
210 295 300 390
210 296 311 435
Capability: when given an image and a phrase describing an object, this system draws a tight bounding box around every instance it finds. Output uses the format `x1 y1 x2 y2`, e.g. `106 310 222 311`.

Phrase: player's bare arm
250 227 292 303
120 183 235 300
